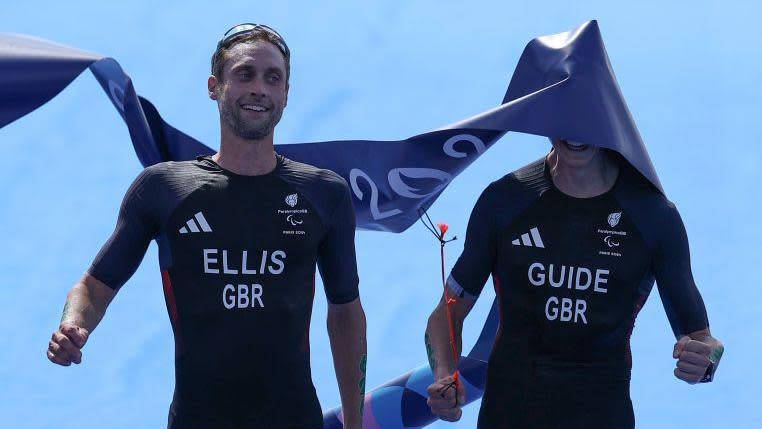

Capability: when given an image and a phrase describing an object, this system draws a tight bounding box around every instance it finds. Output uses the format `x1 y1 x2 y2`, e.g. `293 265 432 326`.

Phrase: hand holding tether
427 374 466 422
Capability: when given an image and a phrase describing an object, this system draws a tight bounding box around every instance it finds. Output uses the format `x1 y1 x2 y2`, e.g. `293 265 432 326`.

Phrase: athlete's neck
213 127 278 176
546 150 619 198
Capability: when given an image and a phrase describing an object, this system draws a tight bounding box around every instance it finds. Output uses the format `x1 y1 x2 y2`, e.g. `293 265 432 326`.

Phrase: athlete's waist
487 354 633 384
494 336 631 365
173 356 313 395
172 374 320 409
175 364 312 388
169 386 322 428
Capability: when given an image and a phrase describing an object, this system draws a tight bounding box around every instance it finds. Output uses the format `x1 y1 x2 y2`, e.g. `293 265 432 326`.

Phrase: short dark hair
211 30 291 83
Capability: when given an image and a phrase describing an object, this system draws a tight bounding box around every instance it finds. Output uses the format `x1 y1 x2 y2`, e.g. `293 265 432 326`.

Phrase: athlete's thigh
476 377 538 429
477 381 634 429
167 408 239 429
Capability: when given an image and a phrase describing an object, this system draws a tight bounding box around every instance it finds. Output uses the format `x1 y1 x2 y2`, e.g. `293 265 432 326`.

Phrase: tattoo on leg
358 354 367 417
425 332 437 371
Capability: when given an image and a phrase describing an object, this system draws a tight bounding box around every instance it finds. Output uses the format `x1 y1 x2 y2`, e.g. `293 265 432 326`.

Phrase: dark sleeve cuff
326 288 359 305
447 273 479 300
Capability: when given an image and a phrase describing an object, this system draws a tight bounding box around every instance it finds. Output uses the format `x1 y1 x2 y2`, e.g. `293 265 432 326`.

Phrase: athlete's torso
90 155 358 428
160 162 324 420
449 157 708 428
491 165 651 370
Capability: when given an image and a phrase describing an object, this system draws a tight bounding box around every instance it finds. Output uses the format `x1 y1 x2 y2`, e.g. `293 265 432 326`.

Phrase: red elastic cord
436 223 459 384
419 209 459 391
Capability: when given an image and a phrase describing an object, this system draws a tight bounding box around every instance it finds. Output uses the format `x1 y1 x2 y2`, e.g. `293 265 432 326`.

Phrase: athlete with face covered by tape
424 138 723 428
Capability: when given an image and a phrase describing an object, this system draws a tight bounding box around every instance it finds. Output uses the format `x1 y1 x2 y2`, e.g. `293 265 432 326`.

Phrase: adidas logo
511 227 545 248
179 212 213 234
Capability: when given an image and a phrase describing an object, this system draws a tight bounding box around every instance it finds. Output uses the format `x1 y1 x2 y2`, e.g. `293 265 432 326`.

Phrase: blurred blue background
1 1 760 427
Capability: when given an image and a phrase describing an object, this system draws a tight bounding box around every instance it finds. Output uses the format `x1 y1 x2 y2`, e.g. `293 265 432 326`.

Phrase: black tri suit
447 156 709 429
88 155 359 428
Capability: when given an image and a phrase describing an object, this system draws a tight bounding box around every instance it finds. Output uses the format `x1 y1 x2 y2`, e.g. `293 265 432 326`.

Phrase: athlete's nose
247 76 270 98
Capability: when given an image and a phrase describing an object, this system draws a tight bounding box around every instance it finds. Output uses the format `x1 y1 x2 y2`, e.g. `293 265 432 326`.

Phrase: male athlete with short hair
425 138 723 428
47 24 367 429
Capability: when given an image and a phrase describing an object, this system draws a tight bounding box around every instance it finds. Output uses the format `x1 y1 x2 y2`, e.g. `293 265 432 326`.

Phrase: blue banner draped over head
1 20 660 428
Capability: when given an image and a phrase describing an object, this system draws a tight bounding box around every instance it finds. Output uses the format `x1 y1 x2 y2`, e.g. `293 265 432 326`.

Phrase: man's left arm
653 205 724 384
317 177 366 427
327 298 367 428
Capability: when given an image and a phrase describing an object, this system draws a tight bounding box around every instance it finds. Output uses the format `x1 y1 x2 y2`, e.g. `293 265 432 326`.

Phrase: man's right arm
424 185 497 422
425 292 476 380
48 274 116 366
47 168 160 366
424 292 475 422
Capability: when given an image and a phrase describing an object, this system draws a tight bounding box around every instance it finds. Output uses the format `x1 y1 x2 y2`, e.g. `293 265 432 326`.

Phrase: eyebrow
230 64 284 76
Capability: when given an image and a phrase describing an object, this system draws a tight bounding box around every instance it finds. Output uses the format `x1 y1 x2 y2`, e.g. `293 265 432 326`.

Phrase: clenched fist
47 323 89 366
427 375 466 422
672 335 721 384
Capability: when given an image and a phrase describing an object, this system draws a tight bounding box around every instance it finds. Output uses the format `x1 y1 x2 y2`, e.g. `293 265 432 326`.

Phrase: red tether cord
436 223 459 384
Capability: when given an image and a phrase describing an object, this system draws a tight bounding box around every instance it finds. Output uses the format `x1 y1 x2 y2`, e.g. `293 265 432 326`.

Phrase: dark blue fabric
1 20 662 234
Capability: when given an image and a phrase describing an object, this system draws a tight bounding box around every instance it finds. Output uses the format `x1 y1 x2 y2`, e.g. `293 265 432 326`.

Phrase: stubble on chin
234 117 272 140
220 102 282 141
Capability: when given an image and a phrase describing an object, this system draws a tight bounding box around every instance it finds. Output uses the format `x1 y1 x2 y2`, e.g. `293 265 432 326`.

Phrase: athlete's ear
208 75 220 101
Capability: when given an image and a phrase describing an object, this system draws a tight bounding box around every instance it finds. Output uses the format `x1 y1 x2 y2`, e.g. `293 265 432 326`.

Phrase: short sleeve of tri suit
447 185 498 299
448 160 550 300
272 157 359 305
651 207 708 336
316 179 360 304
611 168 709 337
87 168 160 289
87 162 208 290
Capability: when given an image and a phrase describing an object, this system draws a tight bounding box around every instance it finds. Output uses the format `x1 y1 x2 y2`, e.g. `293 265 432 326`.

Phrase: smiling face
208 40 289 140
549 138 602 169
